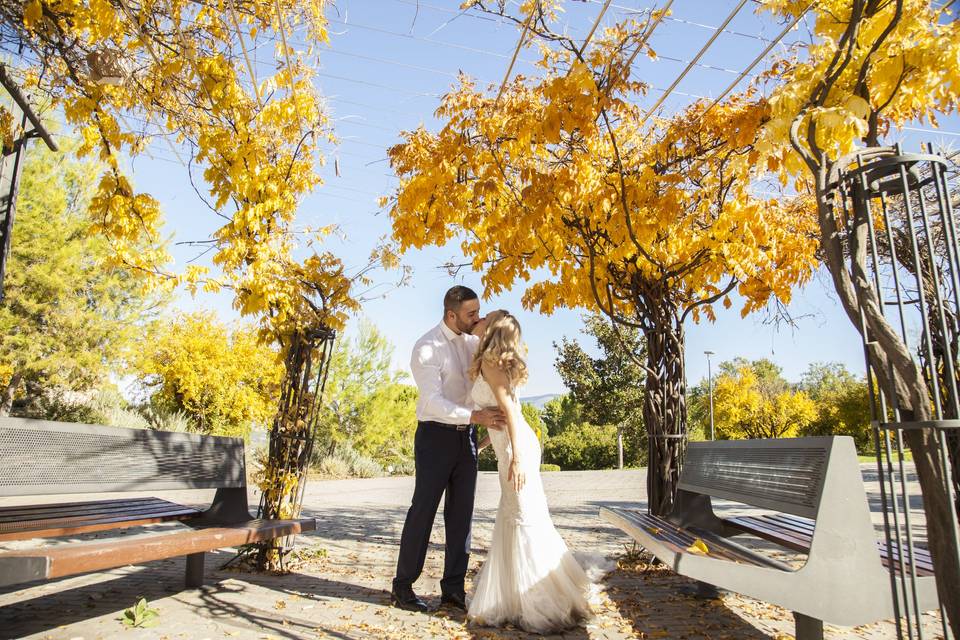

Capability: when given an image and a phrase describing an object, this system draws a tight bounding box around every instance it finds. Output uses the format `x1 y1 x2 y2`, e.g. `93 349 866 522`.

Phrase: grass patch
858 450 913 463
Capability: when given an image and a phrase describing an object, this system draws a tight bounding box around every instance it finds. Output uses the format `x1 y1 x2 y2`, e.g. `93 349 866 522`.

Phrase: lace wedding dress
467 375 601 633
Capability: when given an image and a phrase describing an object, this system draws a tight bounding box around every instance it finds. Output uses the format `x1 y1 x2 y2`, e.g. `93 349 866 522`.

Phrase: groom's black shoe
440 591 468 612
391 586 429 612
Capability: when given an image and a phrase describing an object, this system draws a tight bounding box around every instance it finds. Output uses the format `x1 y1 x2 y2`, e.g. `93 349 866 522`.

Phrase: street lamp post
704 350 715 440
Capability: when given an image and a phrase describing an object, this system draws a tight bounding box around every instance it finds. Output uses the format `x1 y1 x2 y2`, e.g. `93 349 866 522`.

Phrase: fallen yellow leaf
686 538 710 555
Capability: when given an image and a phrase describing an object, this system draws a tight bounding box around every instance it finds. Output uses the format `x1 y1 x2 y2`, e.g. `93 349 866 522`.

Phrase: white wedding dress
467 375 600 633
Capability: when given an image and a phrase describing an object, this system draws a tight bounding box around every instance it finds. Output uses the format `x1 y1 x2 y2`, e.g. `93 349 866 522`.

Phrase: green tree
543 423 619 471
800 362 872 452
521 402 545 441
554 314 645 466
313 320 416 464
134 311 283 438
351 382 418 467
541 394 584 438
0 143 160 416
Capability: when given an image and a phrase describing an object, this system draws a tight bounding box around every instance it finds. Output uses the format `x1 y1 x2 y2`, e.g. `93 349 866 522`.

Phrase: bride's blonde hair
469 310 529 387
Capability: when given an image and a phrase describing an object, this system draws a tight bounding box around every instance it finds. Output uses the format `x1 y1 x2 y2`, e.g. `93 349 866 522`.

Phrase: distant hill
519 393 561 409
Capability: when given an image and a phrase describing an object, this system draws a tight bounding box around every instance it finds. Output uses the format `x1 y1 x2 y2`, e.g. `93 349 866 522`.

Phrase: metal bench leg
185 552 205 588
794 612 824 640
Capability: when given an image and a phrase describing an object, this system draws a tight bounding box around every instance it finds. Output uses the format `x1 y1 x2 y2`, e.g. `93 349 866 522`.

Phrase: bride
466 310 598 633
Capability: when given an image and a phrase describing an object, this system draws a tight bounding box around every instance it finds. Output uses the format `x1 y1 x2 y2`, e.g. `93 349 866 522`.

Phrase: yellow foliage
135 311 284 438
712 365 817 440
0 105 14 151
0 361 13 389
759 0 960 169
10 0 359 347
387 33 820 327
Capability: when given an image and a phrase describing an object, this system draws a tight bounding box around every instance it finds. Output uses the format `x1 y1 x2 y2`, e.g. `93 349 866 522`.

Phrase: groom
391 286 505 612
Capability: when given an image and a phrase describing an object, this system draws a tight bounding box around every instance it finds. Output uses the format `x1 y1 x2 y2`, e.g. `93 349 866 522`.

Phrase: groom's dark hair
443 285 478 313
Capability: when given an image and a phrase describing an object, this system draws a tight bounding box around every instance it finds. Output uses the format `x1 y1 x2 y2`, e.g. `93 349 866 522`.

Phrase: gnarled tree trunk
812 149 960 635
643 317 686 516
254 327 335 571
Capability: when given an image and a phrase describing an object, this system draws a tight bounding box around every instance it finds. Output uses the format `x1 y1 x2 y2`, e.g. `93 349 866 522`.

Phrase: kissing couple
390 285 604 634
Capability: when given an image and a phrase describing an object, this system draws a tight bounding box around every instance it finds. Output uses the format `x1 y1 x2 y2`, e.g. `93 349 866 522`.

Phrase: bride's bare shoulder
480 361 510 388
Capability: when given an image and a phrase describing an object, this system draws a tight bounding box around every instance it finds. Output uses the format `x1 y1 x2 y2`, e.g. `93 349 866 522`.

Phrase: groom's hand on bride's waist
471 407 506 430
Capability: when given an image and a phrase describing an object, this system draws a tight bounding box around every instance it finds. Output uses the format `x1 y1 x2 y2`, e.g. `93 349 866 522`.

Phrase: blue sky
57 0 960 396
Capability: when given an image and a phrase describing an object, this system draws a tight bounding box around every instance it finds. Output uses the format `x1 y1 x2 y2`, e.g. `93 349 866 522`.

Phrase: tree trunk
643 319 686 516
949 432 960 521
0 371 21 417
810 155 960 636
255 330 330 571
617 427 624 469
902 426 960 635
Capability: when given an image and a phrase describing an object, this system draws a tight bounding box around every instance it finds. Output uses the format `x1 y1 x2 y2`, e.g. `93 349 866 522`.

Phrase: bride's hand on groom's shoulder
471 407 506 430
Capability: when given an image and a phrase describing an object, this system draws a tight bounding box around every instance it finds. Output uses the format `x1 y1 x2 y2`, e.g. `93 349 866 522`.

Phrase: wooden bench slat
769 513 934 565
0 505 202 542
767 513 934 568
728 514 934 576
0 497 175 521
610 509 784 568
0 502 199 527
0 499 200 527
726 515 812 553
0 518 317 579
732 512 935 565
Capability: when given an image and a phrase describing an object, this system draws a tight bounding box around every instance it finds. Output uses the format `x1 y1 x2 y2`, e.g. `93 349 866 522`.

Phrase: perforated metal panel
679 438 833 519
0 417 246 496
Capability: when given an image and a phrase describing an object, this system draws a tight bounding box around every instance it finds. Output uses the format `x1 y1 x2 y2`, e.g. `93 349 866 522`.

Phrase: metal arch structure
835 144 960 640
0 63 57 303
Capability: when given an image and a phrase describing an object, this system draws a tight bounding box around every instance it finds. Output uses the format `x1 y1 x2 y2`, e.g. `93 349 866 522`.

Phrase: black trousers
393 421 478 595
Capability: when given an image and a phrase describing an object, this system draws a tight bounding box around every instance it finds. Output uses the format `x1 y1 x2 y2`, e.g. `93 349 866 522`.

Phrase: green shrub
389 459 416 476
478 439 498 471
351 455 383 479
317 456 350 478
144 409 192 433
543 423 618 470
540 463 560 472
313 443 384 478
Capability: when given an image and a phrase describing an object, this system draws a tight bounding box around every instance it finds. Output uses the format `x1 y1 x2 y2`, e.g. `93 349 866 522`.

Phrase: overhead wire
495 1 538 104
699 2 812 119
577 0 804 44
578 0 614 56
227 0 262 105
637 0 750 127
605 0 675 97
273 0 307 137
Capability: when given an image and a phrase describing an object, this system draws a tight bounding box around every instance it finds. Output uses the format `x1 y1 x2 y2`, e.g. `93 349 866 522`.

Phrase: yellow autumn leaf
686 538 710 555
22 0 42 28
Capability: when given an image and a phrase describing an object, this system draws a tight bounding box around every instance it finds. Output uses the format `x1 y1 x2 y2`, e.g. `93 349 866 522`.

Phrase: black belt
420 420 472 432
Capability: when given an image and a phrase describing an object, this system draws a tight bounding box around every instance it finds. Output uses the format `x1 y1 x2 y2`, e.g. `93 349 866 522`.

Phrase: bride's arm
481 362 525 492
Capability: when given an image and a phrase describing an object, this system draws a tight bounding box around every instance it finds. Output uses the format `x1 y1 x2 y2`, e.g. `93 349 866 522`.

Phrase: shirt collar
439 320 461 341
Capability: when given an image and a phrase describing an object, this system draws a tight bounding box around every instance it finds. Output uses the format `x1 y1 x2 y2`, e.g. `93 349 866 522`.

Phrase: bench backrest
679 436 840 519
0 417 246 496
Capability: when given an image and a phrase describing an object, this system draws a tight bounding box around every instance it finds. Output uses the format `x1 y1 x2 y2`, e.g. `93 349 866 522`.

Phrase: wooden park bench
0 416 316 589
600 436 939 640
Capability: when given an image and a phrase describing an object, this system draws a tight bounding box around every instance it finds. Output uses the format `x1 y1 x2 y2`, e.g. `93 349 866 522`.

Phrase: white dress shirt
411 321 479 424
